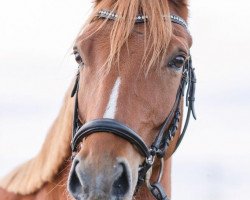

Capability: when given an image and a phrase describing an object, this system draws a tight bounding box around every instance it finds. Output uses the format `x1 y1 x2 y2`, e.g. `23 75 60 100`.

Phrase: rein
70 10 196 200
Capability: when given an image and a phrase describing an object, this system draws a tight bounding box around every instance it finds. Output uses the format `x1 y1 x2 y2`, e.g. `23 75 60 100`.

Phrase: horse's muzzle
68 156 131 200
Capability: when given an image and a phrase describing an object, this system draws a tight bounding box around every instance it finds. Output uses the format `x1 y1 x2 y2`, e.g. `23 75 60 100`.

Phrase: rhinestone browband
98 9 188 29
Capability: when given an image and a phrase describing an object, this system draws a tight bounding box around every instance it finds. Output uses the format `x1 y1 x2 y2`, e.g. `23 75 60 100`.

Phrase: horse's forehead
76 20 191 78
78 22 145 50
79 21 190 51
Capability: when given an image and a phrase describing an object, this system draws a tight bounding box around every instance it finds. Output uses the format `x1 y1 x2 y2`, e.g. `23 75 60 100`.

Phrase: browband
98 9 189 30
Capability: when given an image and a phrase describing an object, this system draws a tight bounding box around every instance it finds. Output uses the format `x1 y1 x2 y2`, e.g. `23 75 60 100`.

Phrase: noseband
70 10 196 200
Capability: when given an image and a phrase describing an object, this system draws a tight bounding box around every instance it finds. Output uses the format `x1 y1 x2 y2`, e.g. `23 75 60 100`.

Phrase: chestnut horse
0 0 196 199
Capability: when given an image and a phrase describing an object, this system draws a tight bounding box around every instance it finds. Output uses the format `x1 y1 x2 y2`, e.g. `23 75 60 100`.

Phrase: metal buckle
145 158 164 189
145 158 169 200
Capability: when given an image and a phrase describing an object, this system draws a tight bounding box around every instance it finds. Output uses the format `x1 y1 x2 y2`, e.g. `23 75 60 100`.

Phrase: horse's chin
69 192 134 200
67 181 136 200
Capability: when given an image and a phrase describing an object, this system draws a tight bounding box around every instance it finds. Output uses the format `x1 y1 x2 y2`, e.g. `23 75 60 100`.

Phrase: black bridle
70 10 196 200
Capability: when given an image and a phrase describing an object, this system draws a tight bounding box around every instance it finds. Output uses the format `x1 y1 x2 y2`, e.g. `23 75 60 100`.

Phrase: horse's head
67 0 195 199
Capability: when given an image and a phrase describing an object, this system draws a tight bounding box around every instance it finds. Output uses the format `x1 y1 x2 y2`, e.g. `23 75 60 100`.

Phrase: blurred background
0 0 249 199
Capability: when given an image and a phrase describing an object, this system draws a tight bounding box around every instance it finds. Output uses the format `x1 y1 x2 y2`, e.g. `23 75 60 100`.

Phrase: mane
0 82 74 195
77 0 173 74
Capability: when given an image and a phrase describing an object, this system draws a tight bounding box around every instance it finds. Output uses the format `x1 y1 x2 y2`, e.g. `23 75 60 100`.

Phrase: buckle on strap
150 183 170 200
145 158 170 200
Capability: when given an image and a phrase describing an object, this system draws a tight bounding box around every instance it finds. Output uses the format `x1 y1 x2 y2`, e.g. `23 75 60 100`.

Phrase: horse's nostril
112 163 130 197
68 158 87 199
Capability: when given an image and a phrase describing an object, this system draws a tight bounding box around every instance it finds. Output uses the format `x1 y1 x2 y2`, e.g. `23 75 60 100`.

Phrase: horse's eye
73 50 83 65
169 55 186 70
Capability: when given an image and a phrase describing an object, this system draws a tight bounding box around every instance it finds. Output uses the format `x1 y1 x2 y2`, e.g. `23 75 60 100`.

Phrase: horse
0 0 196 199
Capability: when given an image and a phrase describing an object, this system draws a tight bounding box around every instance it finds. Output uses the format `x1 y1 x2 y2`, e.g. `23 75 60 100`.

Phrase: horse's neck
0 166 70 200
33 162 71 200
0 177 69 200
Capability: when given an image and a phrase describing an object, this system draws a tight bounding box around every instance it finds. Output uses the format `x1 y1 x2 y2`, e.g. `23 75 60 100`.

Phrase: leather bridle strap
97 10 189 29
71 119 151 158
135 59 196 200
174 58 196 152
156 58 196 156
